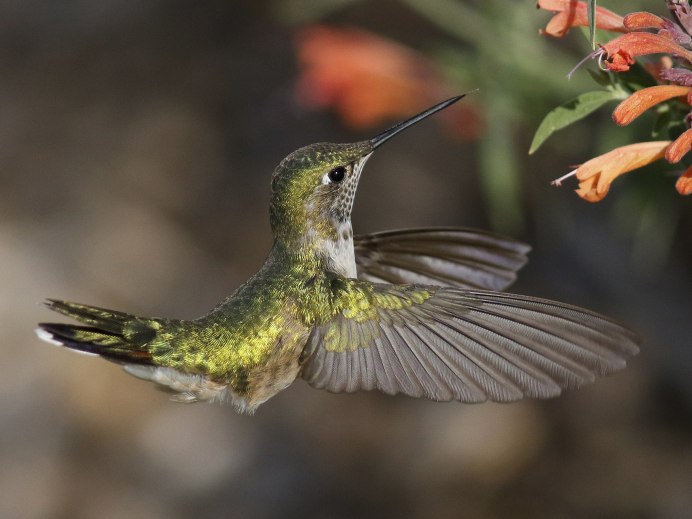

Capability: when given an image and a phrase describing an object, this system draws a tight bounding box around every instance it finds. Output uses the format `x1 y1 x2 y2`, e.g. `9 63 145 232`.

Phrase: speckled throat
332 152 371 222
316 153 371 277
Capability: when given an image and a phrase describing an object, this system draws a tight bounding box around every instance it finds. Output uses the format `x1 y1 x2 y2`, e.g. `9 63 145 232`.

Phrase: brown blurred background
1 1 691 518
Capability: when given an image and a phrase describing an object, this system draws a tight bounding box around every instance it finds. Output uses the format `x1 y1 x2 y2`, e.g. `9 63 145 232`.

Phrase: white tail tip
35 328 64 346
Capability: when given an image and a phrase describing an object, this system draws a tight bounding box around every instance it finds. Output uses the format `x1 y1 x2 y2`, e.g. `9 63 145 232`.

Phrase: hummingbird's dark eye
327 166 346 183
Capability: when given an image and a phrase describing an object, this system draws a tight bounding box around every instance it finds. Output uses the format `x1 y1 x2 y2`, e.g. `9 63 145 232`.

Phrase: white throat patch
319 222 356 278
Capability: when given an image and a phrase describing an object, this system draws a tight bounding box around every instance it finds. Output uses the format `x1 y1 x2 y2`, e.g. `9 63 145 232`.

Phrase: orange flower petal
665 128 692 163
600 32 692 72
538 0 625 38
603 49 635 72
676 166 692 195
575 175 603 202
623 12 667 31
612 85 692 126
537 0 570 7
541 11 577 37
624 11 692 46
572 141 670 202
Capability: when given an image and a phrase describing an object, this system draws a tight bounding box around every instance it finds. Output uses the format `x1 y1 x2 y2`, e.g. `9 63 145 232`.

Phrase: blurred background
1 1 691 517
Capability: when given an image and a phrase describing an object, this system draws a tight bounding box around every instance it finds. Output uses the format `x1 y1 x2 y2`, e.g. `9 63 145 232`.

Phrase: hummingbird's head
269 95 465 247
269 140 373 239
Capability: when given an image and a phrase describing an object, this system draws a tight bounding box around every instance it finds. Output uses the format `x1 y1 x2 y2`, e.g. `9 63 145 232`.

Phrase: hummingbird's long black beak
369 94 466 150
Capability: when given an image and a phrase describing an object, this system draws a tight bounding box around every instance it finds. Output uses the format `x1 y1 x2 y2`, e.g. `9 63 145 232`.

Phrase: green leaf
588 0 597 50
529 90 619 155
587 68 612 87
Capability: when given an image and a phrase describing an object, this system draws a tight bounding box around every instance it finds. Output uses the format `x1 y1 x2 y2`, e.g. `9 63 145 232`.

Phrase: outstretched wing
354 228 530 291
300 282 639 403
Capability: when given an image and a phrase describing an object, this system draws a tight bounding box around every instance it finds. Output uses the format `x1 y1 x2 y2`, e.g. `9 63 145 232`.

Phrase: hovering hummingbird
37 96 639 414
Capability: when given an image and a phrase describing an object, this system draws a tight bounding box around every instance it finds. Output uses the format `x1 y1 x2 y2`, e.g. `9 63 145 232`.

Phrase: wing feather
414 322 489 402
300 283 639 403
354 228 530 290
380 325 424 397
373 335 398 394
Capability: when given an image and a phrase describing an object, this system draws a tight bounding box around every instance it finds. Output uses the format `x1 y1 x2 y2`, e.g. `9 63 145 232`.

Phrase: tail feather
44 299 138 334
37 299 162 365
37 299 232 404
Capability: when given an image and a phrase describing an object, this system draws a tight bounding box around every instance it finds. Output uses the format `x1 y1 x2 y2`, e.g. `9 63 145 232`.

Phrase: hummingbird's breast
166 230 357 410
175 262 314 411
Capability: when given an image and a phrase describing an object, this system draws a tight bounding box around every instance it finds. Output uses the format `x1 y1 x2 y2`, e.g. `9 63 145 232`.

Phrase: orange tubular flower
676 166 692 195
612 85 692 126
552 141 671 202
600 32 692 72
537 0 625 38
665 128 692 163
623 12 668 31
539 4 692 200
624 11 692 46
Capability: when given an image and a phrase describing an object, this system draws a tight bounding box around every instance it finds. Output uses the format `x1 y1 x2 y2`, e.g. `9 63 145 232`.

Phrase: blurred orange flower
676 166 692 195
294 25 482 139
612 85 692 126
537 0 625 38
552 141 671 202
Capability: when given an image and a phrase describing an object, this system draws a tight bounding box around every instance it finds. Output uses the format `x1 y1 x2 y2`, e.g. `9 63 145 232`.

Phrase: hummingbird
36 96 639 414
